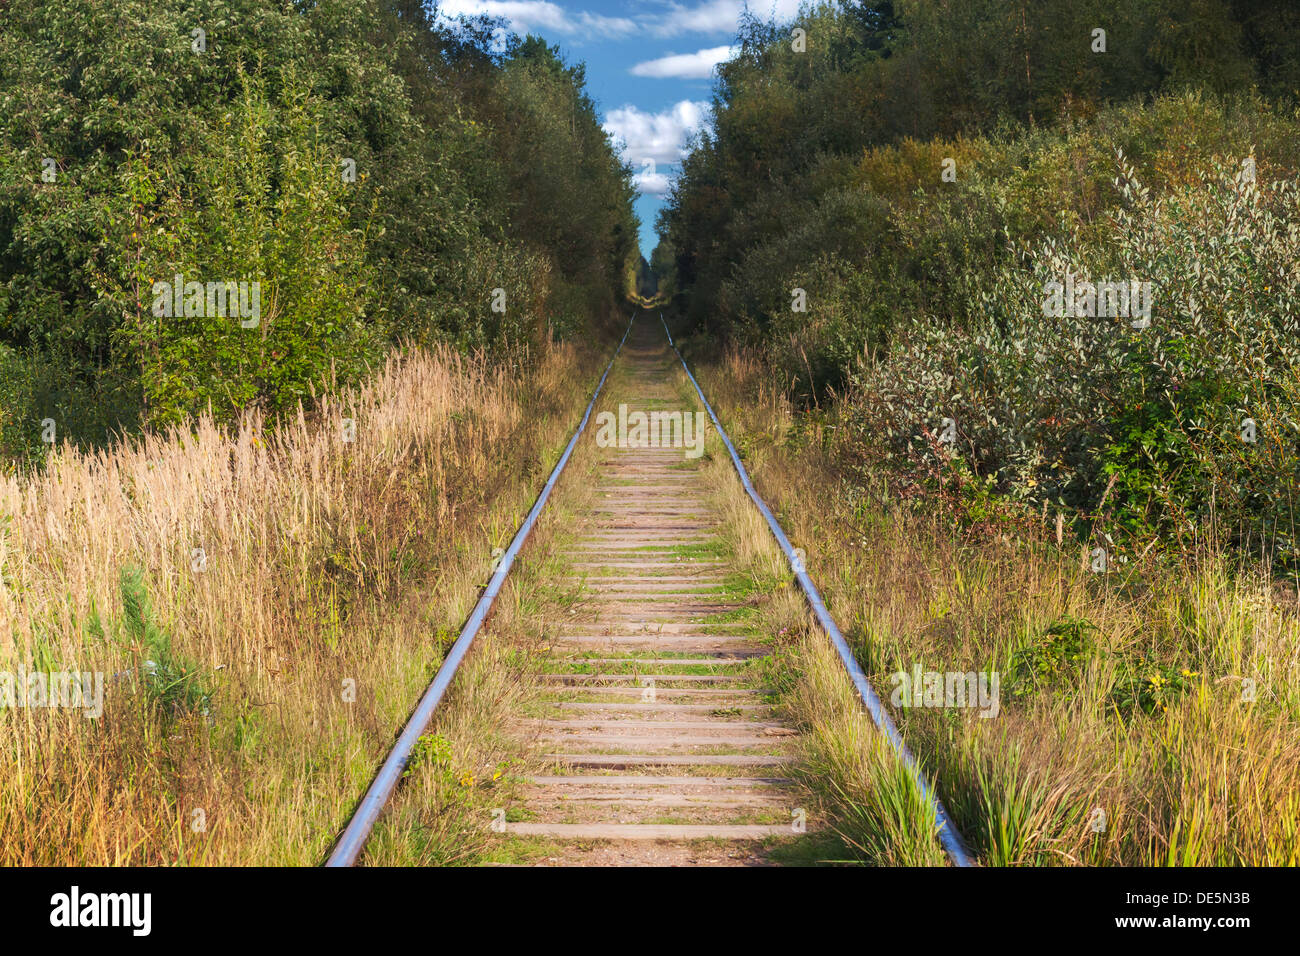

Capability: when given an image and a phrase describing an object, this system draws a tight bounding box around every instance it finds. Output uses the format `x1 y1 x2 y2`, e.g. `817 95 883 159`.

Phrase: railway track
502 316 801 860
327 310 970 866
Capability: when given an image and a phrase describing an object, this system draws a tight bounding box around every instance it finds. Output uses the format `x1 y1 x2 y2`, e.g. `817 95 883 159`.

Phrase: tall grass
0 338 595 864
695 344 1300 866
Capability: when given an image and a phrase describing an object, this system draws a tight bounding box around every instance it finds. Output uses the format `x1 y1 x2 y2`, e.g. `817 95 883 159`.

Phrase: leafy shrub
1008 615 1201 717
1108 659 1200 717
1008 616 1098 701
119 566 213 718
100 70 378 427
850 149 1300 565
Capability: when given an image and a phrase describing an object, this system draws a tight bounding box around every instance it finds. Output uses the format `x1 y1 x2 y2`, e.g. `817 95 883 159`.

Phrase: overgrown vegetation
658 1 1300 863
659 0 1300 569
701 346 1300 865
0 0 638 459
0 337 591 864
660 0 1300 863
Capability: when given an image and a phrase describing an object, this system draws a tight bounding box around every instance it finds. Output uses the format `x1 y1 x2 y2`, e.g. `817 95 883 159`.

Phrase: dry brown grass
0 338 600 864
692 342 1300 866
362 400 607 866
693 354 950 866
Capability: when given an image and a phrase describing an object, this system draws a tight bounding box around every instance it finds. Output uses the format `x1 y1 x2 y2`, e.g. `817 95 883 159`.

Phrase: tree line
658 0 1300 565
0 0 640 458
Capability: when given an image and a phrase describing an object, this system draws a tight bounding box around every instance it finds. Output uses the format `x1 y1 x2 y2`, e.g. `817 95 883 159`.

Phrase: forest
0 0 639 461
2 0 1299 874
658 0 1300 568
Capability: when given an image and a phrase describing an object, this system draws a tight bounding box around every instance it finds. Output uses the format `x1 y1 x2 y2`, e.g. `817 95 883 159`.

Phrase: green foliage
102 70 378 426
0 341 139 469
118 566 213 717
1109 658 1200 717
1099 363 1240 541
404 730 480 792
0 0 638 449
1008 614 1202 717
850 147 1300 564
649 240 677 301
405 732 454 779
1008 616 1098 701
662 0 1300 565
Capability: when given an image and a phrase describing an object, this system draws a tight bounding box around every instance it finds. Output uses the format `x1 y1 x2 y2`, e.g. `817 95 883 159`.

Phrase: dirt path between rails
496 314 815 866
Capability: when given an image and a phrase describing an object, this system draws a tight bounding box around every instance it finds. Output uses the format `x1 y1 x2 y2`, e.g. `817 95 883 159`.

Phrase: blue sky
436 1 804 260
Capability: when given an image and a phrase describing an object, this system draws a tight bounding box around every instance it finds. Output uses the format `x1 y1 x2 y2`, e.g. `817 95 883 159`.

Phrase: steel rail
660 312 974 867
325 317 634 867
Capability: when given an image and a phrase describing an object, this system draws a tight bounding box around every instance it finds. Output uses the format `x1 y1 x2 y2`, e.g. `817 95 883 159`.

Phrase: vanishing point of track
326 311 970 867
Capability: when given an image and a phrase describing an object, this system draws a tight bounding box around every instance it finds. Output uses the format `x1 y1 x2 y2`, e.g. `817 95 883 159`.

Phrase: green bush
99 70 378 426
0 0 639 449
850 147 1300 564
119 567 214 719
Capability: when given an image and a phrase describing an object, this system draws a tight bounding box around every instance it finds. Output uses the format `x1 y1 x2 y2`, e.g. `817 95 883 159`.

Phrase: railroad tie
504 319 810 851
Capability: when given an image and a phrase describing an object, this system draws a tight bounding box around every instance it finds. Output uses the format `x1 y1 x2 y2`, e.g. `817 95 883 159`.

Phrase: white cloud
647 0 740 36
437 1 804 43
630 45 733 79
641 0 804 38
636 170 674 196
436 0 638 39
603 100 712 193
